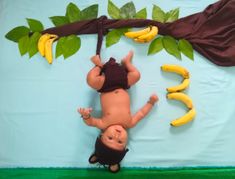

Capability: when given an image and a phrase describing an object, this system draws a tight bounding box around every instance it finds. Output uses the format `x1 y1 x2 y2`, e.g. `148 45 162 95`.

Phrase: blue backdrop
1 0 235 168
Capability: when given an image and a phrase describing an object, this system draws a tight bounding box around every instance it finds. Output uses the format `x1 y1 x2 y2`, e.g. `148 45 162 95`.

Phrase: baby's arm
78 108 105 129
130 94 158 128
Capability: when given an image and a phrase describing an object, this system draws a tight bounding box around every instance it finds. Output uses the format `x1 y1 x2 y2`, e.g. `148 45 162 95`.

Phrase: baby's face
101 125 128 151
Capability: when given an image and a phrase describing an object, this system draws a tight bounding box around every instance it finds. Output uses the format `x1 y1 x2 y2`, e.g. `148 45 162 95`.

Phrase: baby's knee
86 74 104 90
132 71 141 82
128 71 141 86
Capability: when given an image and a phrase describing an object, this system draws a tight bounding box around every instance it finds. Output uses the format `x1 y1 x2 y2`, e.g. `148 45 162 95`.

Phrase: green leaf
108 0 120 19
62 35 81 59
120 2 136 19
55 37 66 58
106 30 121 47
106 28 127 47
56 36 81 59
28 32 41 58
178 39 194 60
5 26 30 42
50 16 70 27
165 8 179 23
26 18 44 32
152 5 165 23
163 36 181 60
80 4 98 20
18 35 30 56
148 37 163 55
120 28 129 34
135 8 147 19
66 2 81 22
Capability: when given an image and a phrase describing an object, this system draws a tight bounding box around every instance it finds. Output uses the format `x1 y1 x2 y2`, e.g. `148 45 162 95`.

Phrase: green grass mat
1 167 235 179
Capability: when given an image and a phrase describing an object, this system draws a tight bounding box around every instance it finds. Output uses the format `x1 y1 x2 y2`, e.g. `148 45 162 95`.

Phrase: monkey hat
88 137 129 173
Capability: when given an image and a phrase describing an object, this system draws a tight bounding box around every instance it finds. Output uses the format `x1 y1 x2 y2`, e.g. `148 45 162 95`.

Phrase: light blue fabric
1 0 235 168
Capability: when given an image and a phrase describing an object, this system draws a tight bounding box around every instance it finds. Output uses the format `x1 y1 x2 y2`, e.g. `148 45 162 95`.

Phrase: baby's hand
148 94 159 105
78 107 92 119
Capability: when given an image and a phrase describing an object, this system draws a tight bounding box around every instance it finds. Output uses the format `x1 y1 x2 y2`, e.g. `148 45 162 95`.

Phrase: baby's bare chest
100 89 130 109
102 113 132 129
100 89 132 128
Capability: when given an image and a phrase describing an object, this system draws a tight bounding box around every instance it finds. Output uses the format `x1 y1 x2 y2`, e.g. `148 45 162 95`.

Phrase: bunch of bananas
161 64 196 127
38 33 58 64
124 26 158 43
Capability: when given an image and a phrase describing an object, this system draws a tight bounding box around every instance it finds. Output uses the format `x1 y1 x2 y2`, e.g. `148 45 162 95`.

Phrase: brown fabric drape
43 0 235 66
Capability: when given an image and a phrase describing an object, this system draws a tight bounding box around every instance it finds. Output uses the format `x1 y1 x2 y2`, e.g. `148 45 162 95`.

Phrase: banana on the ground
161 64 190 79
167 92 193 109
167 78 190 93
125 27 151 38
44 37 58 64
170 108 196 127
163 64 195 127
38 33 58 57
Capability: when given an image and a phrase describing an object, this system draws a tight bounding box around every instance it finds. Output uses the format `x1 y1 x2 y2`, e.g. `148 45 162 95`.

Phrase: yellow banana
167 92 193 109
170 108 196 127
167 78 190 93
133 38 152 43
135 26 158 42
44 37 57 64
38 33 58 57
161 64 190 79
124 27 151 38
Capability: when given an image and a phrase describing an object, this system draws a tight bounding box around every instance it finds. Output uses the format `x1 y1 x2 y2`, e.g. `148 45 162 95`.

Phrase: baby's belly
101 88 130 107
100 88 132 128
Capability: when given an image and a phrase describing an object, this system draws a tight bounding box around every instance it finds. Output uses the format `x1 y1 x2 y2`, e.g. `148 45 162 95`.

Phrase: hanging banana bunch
124 26 158 43
38 33 58 64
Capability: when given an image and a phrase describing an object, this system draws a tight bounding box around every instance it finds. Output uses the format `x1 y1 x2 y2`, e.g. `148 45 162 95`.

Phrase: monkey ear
88 154 99 164
108 164 120 173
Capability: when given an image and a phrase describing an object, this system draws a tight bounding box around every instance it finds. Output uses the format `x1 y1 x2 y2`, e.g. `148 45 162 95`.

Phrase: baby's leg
91 55 103 67
122 51 140 86
86 66 105 90
87 55 105 90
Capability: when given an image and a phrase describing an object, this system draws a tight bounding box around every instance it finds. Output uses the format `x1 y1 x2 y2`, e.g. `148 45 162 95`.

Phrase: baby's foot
122 50 134 66
91 55 103 67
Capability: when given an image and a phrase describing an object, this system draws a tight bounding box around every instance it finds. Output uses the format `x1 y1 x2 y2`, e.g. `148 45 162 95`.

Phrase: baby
78 51 158 173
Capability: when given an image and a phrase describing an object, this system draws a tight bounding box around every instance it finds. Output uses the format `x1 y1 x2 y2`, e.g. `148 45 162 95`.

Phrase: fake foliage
5 0 194 61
